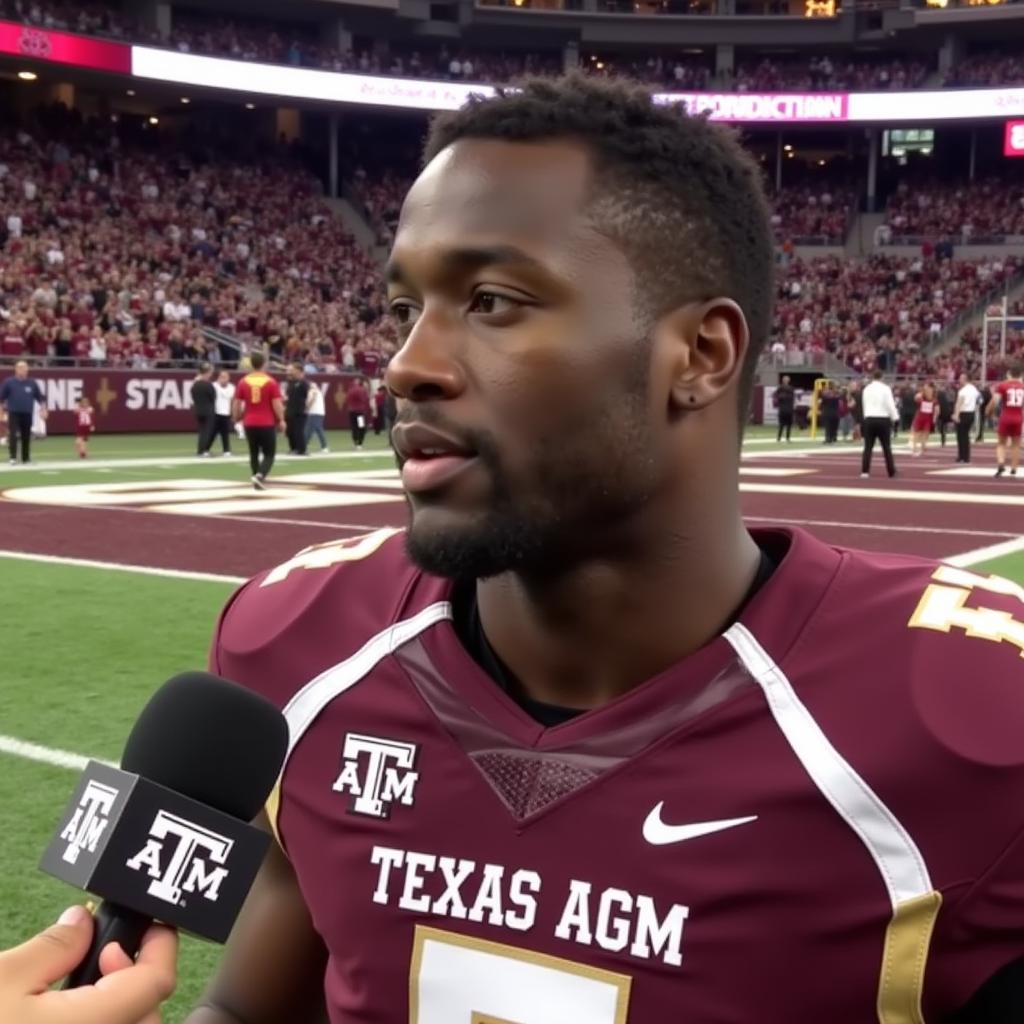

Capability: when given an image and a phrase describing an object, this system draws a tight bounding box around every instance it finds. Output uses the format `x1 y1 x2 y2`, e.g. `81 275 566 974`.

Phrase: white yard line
743 516 1015 540
943 535 1024 568
0 550 244 584
739 481 1024 506
60 503 383 532
0 451 388 472
0 735 113 771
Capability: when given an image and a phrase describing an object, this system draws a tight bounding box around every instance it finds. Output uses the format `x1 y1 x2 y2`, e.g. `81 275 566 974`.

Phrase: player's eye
388 300 421 330
468 291 521 317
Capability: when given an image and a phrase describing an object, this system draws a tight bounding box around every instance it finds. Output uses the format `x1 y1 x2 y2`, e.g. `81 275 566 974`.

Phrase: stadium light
783 144 793 152
180 96 190 104
148 115 159 125
126 88 135 96
245 102 255 109
17 70 37 81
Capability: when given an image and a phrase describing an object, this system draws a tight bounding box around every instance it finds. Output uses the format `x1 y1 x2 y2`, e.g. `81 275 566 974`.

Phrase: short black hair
250 351 266 370
873 370 883 380
1010 363 1022 377
290 361 304 372
424 74 775 429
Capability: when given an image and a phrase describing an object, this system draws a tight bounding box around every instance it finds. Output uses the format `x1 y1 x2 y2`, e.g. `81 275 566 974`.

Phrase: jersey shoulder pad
210 528 445 710
837 553 1024 768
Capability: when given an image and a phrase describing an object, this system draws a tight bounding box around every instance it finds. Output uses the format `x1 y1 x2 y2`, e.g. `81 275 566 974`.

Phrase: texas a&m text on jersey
210 526 1024 1023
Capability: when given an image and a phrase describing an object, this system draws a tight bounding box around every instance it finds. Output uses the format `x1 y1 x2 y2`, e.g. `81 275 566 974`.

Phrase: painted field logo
60 780 119 864
126 810 234 905
333 733 420 819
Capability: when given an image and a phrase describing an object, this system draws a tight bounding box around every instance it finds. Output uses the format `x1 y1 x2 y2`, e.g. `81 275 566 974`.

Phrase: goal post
982 294 1024 384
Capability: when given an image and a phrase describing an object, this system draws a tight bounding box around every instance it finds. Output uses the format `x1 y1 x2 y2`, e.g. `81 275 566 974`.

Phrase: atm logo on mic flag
126 810 234 906
60 780 119 864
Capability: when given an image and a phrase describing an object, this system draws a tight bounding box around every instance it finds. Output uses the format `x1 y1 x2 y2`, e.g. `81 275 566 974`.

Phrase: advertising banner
2 368 365 436
0 20 130 73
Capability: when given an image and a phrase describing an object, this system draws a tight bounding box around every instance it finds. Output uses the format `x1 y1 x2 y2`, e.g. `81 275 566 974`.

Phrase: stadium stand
3 105 1016 387
770 185 858 245
0 0 995 93
1 2 1023 385
770 254 1023 376
883 179 1024 244
0 106 395 374
729 55 930 93
944 52 1024 88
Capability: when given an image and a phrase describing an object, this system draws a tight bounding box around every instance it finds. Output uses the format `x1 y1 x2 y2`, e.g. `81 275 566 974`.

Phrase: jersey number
908 565 1024 658
410 926 632 1024
250 383 262 404
260 528 401 586
1006 387 1024 409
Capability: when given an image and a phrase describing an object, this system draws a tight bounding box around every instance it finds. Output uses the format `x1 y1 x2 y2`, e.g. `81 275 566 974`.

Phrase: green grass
0 560 236 1022
0 430 396 486
974 550 1024 586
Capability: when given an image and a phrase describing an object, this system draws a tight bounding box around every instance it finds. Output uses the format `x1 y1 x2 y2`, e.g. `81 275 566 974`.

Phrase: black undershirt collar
450 547 778 727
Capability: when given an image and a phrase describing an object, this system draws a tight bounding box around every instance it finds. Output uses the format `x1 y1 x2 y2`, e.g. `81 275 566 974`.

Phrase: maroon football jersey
211 526 1024 1023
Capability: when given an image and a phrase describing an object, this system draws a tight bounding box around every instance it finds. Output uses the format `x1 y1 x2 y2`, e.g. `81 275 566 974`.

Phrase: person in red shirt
344 376 372 450
910 380 936 457
232 350 284 490
74 397 95 460
988 363 1024 478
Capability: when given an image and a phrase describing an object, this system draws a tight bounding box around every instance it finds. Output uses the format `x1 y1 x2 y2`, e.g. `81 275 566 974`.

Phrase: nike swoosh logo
643 802 758 846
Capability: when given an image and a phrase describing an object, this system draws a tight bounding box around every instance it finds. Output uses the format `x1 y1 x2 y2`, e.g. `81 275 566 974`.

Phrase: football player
990 364 1024 478
188 77 1024 1023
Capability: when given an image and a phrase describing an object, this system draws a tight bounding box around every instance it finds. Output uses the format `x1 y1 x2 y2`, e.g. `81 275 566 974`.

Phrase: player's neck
475 511 761 711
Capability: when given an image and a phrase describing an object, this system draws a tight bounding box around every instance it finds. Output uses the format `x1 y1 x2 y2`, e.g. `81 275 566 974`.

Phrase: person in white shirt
304 380 328 452
953 372 981 464
212 370 236 455
860 370 899 479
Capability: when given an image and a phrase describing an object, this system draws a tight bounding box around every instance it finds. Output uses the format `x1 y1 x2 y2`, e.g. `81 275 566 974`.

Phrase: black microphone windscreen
120 671 289 821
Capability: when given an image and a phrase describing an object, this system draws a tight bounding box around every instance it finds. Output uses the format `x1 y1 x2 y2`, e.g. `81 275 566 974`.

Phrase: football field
1 426 1022 1021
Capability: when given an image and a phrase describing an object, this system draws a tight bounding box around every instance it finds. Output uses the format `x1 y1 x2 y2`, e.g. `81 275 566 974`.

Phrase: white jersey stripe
724 622 932 908
281 601 452 769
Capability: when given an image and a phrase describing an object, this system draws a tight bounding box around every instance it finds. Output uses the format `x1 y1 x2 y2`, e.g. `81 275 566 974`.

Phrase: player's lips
393 423 480 494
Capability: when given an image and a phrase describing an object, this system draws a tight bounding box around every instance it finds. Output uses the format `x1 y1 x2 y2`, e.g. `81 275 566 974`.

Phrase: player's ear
655 298 749 414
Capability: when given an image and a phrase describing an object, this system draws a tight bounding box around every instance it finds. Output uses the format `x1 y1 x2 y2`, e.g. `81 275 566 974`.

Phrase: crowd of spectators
1 0 997 94
351 172 409 248
944 53 1024 88
882 178 1024 243
0 106 397 376
771 185 857 244
728 55 930 93
0 0 152 41
769 253 1022 377
582 54 711 89
7 113 1015 383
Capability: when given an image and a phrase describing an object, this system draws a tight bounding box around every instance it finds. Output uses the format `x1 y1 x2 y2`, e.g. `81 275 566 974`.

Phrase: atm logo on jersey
333 733 420 819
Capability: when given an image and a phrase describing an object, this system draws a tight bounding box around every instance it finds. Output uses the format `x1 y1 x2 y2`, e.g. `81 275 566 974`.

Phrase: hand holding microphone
0 905 176 1024
39 670 288 989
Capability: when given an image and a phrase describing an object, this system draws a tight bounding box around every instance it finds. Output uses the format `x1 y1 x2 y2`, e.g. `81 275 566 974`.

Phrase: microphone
39 671 289 988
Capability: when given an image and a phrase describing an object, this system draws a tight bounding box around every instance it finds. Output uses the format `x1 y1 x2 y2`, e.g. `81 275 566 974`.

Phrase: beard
401 375 660 584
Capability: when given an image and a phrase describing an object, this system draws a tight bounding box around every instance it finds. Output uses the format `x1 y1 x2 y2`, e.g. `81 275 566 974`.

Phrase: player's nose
386 311 467 404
